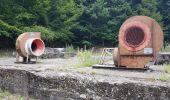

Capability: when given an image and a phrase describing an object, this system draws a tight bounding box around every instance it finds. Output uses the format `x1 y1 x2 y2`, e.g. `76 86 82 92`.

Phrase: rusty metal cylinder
16 32 45 58
114 16 163 68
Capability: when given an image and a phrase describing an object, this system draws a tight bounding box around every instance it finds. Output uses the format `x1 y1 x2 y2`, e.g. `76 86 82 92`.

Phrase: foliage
158 0 170 46
0 91 10 99
159 74 170 81
48 0 83 43
0 0 170 48
72 0 162 47
0 91 35 100
0 20 22 38
164 64 170 74
0 0 83 48
77 49 99 67
64 44 76 58
22 26 55 41
66 44 76 53
158 64 170 81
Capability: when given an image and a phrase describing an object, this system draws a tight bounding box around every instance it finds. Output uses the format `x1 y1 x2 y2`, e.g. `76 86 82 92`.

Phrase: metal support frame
99 48 115 65
15 52 38 64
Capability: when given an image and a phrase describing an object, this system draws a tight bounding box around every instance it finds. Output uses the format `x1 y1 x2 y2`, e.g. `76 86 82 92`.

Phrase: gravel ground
0 56 170 99
0 57 169 82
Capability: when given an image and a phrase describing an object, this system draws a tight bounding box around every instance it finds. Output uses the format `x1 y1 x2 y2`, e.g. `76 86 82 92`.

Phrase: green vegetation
90 71 97 75
0 0 170 48
158 65 170 81
164 64 170 74
0 91 10 99
77 71 87 74
159 74 170 81
77 49 99 67
64 44 76 58
65 44 76 53
0 91 35 100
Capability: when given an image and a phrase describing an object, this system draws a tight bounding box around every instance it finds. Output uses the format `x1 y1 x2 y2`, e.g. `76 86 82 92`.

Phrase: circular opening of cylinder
119 21 151 51
124 27 145 47
31 39 45 56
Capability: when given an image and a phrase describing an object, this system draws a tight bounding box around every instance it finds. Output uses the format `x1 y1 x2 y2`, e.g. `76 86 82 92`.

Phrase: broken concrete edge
0 67 170 100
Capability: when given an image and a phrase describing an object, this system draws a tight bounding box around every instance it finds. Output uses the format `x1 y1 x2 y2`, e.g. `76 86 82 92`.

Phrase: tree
129 0 162 23
73 0 132 47
48 0 83 43
158 0 170 46
73 0 163 47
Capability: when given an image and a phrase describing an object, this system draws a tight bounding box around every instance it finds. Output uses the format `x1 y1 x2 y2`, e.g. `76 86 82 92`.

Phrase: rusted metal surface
16 32 45 63
114 16 164 69
113 47 118 66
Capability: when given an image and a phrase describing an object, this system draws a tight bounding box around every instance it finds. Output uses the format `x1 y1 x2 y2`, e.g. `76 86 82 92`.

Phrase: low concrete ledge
0 67 169 100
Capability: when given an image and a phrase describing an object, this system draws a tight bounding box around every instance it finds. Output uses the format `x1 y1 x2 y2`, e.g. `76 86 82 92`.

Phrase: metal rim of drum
119 21 151 52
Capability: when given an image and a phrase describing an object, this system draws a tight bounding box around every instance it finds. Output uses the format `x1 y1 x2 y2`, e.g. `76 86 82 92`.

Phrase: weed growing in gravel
77 71 87 74
158 65 170 81
65 44 76 58
0 91 24 100
159 74 170 81
0 91 35 100
164 64 170 74
77 48 99 67
66 44 75 53
90 71 97 75
0 91 10 99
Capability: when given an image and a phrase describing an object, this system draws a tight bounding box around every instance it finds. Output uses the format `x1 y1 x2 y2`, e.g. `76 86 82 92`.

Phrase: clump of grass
0 91 35 100
77 48 99 67
64 44 76 58
164 64 170 74
77 71 87 74
66 44 75 53
0 91 10 99
90 71 96 75
158 65 170 81
159 74 169 81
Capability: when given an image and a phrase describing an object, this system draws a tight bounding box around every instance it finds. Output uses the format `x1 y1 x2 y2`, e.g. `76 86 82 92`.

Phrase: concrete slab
0 57 170 99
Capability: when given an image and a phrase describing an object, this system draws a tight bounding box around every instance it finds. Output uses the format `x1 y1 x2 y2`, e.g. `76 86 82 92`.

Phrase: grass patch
164 64 170 74
77 71 87 74
0 91 24 100
90 71 97 75
65 44 76 53
76 49 99 67
158 64 170 81
0 91 11 99
64 44 76 58
159 74 170 81
0 91 35 100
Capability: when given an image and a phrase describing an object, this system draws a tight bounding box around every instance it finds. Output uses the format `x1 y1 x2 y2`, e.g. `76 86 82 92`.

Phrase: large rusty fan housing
113 16 163 69
16 32 45 59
